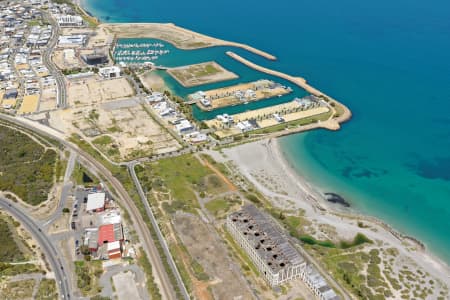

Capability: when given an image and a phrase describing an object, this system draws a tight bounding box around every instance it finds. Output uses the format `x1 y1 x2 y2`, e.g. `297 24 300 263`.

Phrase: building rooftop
305 265 340 300
86 192 106 211
229 205 304 273
98 223 123 245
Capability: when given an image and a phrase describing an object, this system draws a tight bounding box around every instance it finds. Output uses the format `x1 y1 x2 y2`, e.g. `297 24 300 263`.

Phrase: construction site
67 75 135 107
48 98 181 161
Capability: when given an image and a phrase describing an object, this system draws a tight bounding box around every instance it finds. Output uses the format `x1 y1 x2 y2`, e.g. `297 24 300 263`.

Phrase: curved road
0 198 71 299
0 114 181 300
42 12 67 109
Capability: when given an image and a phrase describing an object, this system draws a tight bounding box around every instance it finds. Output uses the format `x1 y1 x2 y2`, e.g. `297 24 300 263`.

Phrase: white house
176 120 194 134
99 66 121 79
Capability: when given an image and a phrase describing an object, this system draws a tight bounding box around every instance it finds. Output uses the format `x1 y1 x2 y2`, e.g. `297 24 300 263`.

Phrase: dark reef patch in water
406 156 450 181
324 192 350 207
341 166 388 179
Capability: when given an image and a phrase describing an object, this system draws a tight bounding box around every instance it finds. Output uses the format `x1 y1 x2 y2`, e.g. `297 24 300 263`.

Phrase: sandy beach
212 139 450 298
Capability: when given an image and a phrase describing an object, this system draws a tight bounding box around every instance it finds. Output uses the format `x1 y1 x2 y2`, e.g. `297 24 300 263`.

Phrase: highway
0 114 181 300
0 197 71 299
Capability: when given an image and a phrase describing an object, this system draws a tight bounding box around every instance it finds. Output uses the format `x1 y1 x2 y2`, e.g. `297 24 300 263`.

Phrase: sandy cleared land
60 27 112 49
112 271 141 300
67 76 134 107
167 61 238 88
215 140 450 299
1 98 17 109
49 99 181 161
38 87 57 112
52 49 82 70
103 23 276 60
139 71 167 92
173 213 254 299
18 94 39 114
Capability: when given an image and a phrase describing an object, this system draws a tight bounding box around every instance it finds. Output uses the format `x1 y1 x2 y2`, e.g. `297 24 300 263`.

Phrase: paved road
42 151 76 228
0 114 179 300
128 162 190 299
0 198 72 299
42 12 67 109
99 264 149 299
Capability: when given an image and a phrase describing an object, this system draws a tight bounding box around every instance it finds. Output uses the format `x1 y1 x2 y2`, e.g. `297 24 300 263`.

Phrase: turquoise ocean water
84 0 450 263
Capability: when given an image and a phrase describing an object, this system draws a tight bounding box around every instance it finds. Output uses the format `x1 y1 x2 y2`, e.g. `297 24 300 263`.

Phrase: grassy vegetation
72 162 99 186
205 198 232 216
69 134 121 175
121 167 184 299
199 153 230 176
92 135 114 145
191 259 209 281
0 262 40 276
74 260 104 296
0 217 25 262
90 296 111 300
312 247 392 300
36 279 58 300
223 227 259 276
169 62 221 83
0 125 57 205
138 154 213 214
267 206 372 250
0 279 35 299
250 111 332 135
92 135 121 160
137 247 162 300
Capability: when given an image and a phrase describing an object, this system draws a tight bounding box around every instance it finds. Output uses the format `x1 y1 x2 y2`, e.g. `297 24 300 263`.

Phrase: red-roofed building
98 223 123 245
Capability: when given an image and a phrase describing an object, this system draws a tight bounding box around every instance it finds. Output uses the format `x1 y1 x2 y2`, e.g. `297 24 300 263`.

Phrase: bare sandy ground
139 71 166 92
214 139 450 298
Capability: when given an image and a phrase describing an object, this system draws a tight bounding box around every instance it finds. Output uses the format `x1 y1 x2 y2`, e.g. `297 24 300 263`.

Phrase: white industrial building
58 34 87 47
57 15 83 27
86 192 106 212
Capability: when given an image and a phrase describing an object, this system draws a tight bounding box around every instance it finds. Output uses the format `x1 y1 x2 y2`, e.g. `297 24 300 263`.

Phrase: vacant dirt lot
67 76 134 107
49 98 181 161
38 87 57 111
173 213 254 300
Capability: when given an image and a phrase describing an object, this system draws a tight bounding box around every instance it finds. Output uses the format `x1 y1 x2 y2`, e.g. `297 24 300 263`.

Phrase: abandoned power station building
227 205 340 300
227 205 306 286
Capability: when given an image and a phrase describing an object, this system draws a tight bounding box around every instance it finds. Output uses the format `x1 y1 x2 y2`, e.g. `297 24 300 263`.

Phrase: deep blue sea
83 0 450 263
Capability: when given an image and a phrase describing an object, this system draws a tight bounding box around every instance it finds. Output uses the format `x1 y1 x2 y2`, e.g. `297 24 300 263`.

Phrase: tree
62 208 70 213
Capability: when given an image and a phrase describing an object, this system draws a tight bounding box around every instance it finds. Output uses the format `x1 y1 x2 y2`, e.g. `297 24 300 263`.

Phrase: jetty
226 51 352 124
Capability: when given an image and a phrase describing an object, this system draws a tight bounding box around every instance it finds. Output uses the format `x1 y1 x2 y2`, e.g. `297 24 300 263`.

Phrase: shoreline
226 51 352 126
81 0 274 59
99 22 277 60
76 0 450 293
218 138 450 283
